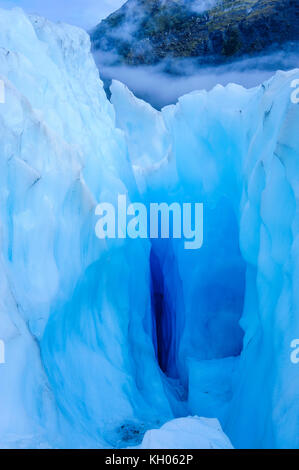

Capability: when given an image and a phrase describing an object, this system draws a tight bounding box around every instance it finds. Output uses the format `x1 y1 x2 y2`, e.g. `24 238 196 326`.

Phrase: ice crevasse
0 7 298 449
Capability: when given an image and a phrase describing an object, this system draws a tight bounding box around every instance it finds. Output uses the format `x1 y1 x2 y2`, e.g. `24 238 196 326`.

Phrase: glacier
0 6 298 449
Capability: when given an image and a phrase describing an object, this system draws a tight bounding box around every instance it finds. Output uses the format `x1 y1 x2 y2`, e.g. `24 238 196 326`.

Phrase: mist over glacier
94 46 299 109
91 0 299 109
0 6 298 449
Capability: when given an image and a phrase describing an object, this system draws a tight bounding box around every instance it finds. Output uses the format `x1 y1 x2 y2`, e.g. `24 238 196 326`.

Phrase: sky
0 0 126 29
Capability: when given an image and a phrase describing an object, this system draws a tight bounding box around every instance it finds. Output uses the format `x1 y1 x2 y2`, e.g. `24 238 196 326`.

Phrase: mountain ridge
91 0 299 66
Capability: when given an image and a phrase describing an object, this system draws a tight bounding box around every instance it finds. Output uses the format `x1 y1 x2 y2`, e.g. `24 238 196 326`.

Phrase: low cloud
94 43 299 109
191 0 220 14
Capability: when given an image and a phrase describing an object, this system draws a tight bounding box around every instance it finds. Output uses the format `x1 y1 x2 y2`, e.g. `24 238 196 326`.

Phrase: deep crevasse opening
150 245 176 377
120 82 250 435
145 202 247 445
110 73 299 449
149 217 246 382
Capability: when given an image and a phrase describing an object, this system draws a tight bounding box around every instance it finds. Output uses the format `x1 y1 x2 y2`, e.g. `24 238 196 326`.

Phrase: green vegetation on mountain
91 0 299 65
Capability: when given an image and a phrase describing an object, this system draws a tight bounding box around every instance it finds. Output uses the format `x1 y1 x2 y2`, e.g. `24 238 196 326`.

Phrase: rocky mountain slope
91 0 299 65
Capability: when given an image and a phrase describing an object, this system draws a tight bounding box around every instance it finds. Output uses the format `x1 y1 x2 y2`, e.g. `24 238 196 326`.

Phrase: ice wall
111 71 299 449
0 7 173 448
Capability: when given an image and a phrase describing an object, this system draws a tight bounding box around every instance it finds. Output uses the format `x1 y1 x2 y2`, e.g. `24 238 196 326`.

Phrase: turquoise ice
0 6 298 449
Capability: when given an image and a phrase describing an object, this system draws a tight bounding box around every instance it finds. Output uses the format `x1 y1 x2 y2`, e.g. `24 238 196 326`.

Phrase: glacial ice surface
111 69 299 449
135 417 233 449
0 7 298 449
